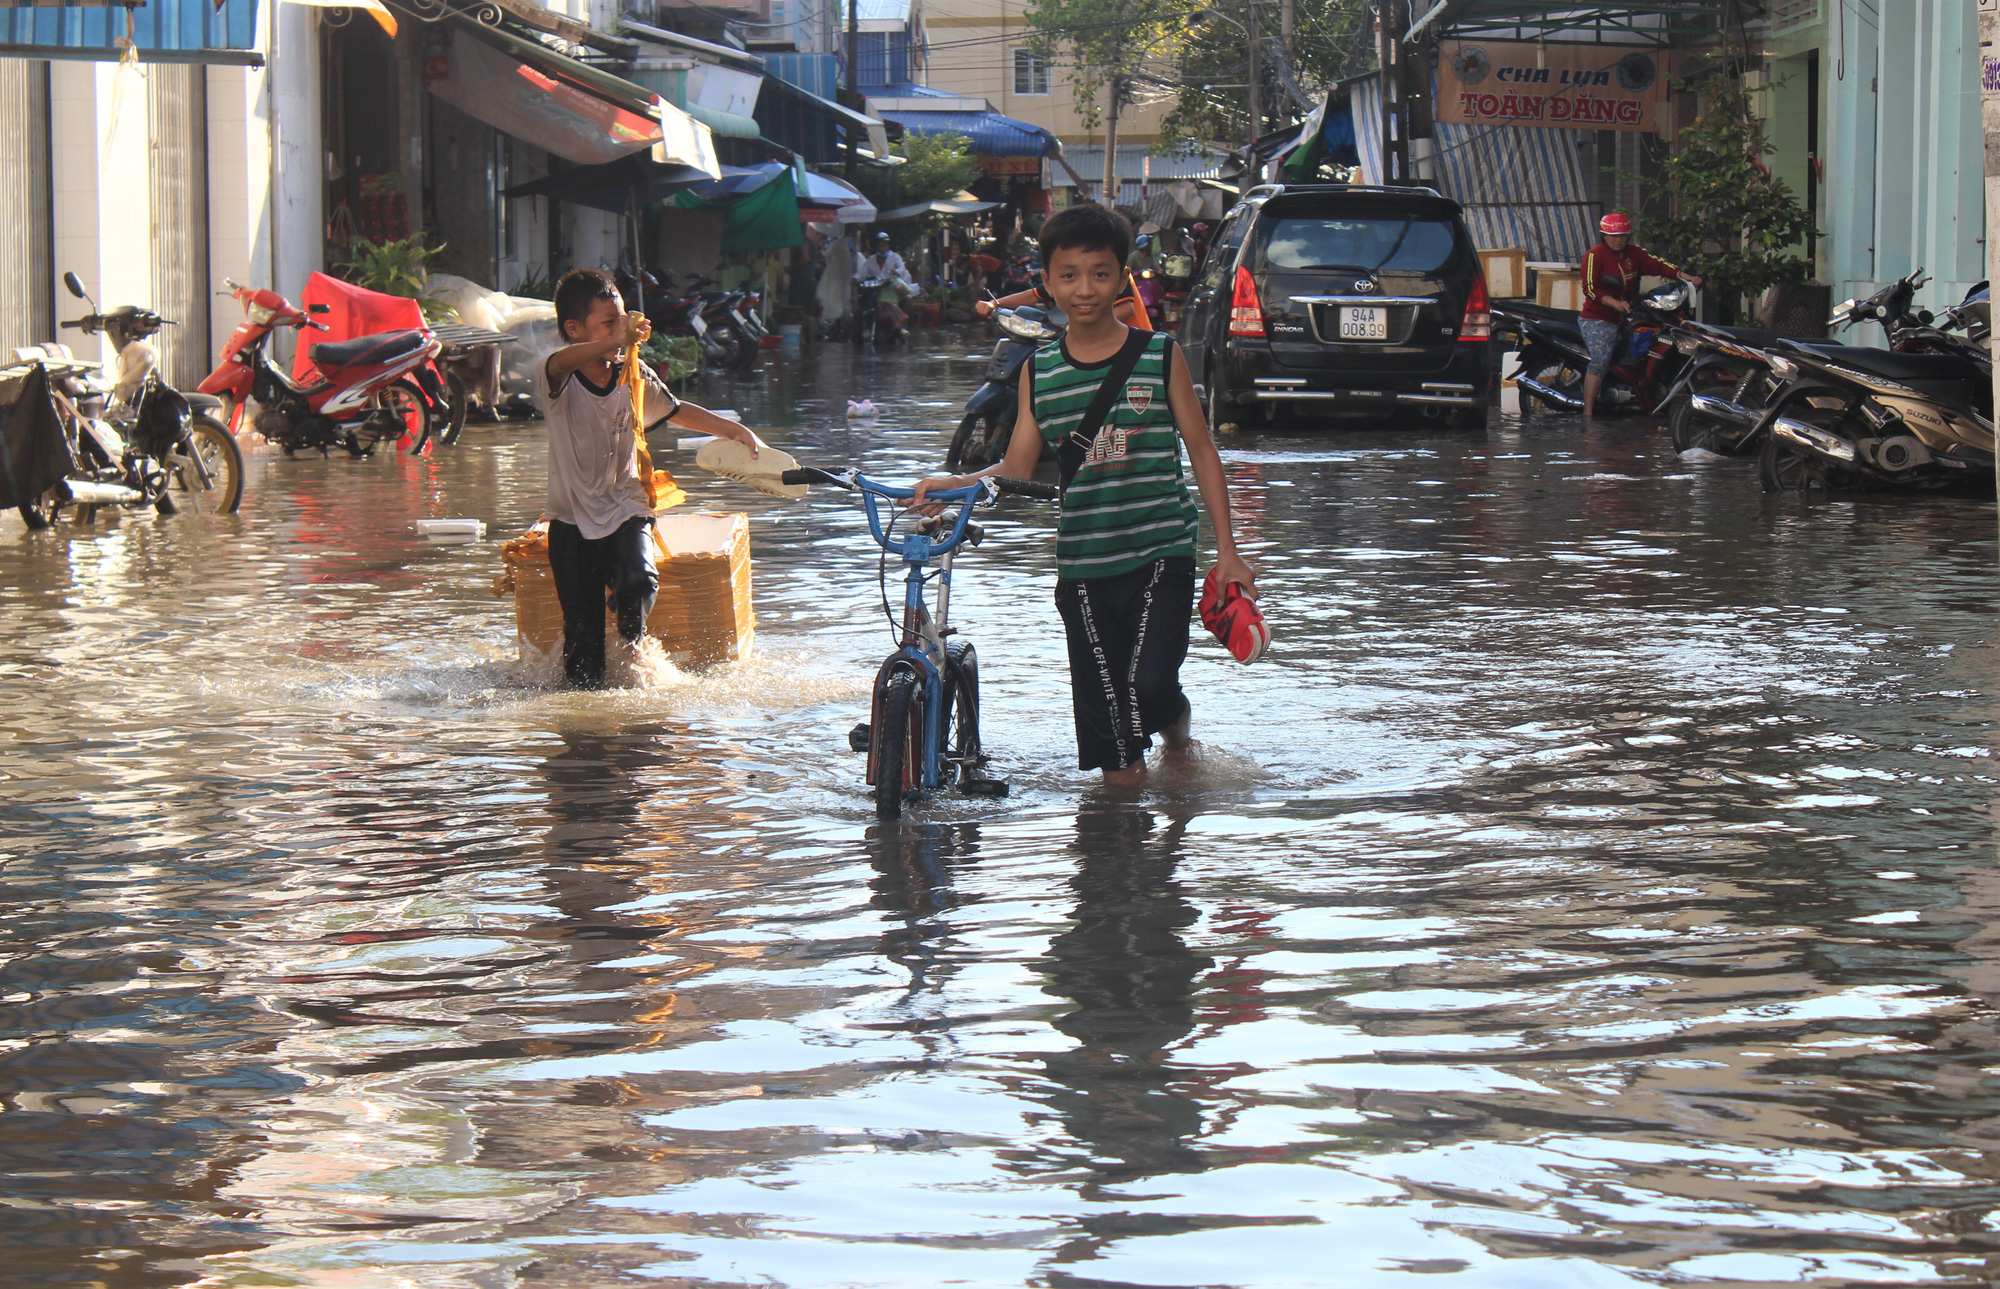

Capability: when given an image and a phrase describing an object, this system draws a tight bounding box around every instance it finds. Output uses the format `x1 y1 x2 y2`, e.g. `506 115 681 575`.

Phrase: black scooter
945 305 1064 469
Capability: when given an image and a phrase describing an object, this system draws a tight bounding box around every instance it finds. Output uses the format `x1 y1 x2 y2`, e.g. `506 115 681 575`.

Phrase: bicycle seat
308 330 429 370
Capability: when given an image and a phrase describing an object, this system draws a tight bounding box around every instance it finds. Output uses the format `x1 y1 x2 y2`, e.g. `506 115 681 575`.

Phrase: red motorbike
198 279 463 457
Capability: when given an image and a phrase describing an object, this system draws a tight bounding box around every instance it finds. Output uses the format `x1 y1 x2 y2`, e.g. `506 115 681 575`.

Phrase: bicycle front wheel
873 669 920 819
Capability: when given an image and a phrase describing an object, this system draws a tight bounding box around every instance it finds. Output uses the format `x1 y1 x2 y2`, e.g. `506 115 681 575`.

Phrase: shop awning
760 72 892 162
0 0 261 64
797 169 876 223
501 155 718 215
876 198 999 221
877 108 1056 159
426 17 715 169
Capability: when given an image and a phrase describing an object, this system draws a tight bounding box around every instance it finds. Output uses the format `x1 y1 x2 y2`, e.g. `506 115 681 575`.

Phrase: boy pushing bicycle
914 204 1258 789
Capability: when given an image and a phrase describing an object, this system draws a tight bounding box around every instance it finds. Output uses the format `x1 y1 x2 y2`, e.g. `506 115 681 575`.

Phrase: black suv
1180 183 1494 430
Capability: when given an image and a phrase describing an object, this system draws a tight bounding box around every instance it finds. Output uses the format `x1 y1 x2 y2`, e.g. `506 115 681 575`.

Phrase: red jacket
1580 242 1683 323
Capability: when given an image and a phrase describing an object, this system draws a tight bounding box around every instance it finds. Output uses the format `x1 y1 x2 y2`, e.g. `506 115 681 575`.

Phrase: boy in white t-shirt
543 269 759 687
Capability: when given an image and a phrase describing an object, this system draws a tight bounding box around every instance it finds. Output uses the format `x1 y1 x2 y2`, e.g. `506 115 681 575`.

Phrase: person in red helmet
1579 211 1701 419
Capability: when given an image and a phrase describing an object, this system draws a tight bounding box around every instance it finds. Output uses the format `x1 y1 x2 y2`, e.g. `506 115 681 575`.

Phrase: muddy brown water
4 338 2000 1287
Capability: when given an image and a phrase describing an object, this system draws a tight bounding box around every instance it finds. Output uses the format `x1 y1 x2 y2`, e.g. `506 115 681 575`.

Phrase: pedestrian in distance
1579 211 1702 419
542 268 761 689
912 204 1259 790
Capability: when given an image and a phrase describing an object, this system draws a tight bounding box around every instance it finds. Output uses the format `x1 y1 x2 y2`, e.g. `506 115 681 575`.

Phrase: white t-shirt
855 250 912 283
544 357 679 540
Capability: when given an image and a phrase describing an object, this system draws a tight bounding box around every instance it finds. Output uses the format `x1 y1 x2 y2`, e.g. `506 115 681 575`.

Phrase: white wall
49 60 154 366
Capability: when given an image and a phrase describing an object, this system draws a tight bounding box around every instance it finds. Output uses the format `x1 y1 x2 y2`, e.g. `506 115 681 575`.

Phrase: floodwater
5 336 2000 1289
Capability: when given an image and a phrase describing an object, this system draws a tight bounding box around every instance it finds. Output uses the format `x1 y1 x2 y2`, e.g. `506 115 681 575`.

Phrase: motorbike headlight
246 304 278 325
1767 353 1799 379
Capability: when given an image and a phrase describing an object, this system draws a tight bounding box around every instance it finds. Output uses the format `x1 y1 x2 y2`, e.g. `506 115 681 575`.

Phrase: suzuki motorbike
945 304 1064 469
1500 280 1696 415
1750 321 1992 494
10 272 244 528
200 278 466 457
1670 269 1988 456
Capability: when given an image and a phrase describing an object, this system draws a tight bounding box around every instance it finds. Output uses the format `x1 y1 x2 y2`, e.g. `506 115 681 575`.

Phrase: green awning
685 101 761 139
675 169 803 255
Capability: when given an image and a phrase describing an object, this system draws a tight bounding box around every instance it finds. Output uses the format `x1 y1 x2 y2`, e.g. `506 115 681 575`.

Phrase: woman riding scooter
1580 212 1701 419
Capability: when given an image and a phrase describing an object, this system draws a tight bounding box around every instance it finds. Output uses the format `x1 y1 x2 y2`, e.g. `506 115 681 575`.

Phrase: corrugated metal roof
1347 75 1592 262
1054 145 1223 184
884 109 1056 157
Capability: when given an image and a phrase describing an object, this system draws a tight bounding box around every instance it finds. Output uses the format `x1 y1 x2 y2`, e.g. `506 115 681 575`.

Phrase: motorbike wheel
947 412 985 469
375 384 432 455
16 489 63 531
950 410 1007 469
172 415 246 514
440 373 470 446
1759 426 1857 494
728 324 761 371
1668 395 1730 455
703 330 743 368
1519 346 1584 414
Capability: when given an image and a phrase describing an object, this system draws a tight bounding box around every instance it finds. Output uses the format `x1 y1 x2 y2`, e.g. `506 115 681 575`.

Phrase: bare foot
1101 759 1147 791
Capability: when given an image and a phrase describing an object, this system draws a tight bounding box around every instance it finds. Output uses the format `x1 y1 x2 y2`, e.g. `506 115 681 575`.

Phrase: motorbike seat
308 330 429 371
1809 344 1987 388
1713 324 1785 349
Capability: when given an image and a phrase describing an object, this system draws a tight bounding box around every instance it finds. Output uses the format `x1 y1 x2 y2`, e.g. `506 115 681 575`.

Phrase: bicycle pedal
961 778 1009 798
847 723 871 753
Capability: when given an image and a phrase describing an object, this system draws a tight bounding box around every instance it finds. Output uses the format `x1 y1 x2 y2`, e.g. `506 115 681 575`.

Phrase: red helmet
1599 211 1632 236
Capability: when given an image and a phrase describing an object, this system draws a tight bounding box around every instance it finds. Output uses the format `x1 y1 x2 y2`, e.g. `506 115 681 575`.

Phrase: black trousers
547 516 657 688
1054 557 1195 772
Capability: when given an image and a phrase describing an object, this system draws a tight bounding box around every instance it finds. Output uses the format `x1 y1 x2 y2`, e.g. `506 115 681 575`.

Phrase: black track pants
547 516 657 688
1054 556 1195 772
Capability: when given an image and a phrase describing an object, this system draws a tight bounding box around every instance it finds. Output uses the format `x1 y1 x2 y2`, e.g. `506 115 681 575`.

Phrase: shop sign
981 156 1042 177
1439 41 1671 134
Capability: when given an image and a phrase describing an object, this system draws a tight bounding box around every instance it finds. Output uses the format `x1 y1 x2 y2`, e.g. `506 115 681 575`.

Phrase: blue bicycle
780 464 1059 819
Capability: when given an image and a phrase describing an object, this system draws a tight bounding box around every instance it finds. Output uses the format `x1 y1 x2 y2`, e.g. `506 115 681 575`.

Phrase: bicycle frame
853 474 985 794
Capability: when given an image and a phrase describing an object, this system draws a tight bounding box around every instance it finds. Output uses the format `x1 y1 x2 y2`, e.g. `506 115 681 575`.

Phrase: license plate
689 313 707 336
1338 306 1388 340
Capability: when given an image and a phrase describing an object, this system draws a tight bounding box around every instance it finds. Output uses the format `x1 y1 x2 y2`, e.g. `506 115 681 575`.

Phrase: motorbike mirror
1918 308 1935 325
62 271 87 300
308 303 332 314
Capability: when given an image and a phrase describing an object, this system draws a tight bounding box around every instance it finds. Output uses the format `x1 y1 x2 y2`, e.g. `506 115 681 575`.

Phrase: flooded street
7 335 2000 1288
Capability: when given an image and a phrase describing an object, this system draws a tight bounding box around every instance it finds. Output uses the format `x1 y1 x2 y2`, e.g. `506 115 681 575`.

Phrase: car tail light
1228 266 1266 338
1461 274 1491 341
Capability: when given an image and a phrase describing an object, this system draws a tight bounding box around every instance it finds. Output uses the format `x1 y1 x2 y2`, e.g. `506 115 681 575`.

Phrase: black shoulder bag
1056 329 1153 495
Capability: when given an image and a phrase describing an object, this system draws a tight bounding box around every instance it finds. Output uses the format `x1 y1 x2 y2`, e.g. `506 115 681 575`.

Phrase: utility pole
845 0 861 181
1102 77 1121 204
1247 0 1262 148
1279 0 1294 115
1377 0 1409 183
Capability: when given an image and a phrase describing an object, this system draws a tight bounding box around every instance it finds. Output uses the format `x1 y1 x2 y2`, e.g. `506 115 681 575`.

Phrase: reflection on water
2 340 1999 1286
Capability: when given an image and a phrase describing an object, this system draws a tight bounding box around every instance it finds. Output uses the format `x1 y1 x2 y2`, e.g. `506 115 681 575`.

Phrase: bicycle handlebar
992 476 1059 500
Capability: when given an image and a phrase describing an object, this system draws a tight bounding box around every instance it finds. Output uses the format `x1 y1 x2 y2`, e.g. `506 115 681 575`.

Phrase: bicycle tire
874 669 919 819
941 641 980 786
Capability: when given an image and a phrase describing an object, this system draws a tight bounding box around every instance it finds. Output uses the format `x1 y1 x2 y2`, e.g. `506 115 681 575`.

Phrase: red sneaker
1200 569 1270 663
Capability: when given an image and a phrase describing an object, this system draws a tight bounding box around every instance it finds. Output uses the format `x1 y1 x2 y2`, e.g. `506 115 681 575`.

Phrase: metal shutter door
0 59 52 352
148 64 211 389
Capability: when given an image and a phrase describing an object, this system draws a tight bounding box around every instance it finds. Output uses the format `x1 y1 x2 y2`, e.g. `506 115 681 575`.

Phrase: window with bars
1013 49 1050 95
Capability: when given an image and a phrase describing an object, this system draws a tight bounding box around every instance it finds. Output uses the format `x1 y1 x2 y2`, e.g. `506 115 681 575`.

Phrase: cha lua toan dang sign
1439 41 1672 135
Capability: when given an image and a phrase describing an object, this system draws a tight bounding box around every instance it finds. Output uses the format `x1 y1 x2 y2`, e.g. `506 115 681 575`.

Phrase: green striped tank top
1033 330 1199 581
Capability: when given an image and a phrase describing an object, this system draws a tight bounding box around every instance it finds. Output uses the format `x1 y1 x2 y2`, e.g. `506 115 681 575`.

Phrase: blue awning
879 109 1056 159
0 0 260 63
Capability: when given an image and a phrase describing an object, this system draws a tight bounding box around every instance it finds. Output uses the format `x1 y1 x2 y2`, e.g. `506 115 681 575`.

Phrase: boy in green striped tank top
915 205 1258 788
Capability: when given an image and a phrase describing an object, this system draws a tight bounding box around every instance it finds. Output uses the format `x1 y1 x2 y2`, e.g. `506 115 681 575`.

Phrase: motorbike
199 278 466 457
1500 280 1696 415
1157 251 1196 326
620 270 761 371
1747 311 1992 494
1670 269 1988 456
855 276 911 347
9 272 245 528
945 304 1064 469
1131 268 1166 326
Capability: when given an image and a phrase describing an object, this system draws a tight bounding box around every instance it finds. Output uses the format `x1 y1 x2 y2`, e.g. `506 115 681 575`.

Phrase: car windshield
1260 216 1460 273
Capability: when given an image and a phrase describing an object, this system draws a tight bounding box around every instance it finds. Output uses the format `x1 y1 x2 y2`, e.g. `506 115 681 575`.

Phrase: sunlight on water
1 337 1997 1288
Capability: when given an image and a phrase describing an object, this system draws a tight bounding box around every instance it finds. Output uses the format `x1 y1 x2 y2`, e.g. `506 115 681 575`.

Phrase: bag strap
1057 328 1153 494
